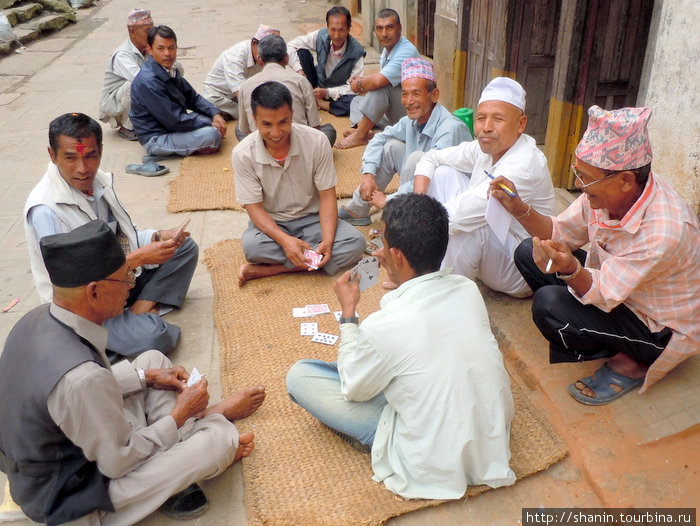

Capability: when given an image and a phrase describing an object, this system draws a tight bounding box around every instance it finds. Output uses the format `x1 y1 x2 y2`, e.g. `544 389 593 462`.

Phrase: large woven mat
168 114 398 212
204 239 568 526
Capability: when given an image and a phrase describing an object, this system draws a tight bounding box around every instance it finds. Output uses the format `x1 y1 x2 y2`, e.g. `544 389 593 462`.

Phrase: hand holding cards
303 249 323 270
350 256 380 292
187 367 204 387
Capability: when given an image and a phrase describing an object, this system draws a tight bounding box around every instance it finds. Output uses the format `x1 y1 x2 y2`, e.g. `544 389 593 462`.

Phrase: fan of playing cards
350 256 380 292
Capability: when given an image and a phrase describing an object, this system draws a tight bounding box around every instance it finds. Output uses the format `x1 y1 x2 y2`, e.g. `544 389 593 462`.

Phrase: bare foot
233 432 255 462
206 385 266 420
238 263 302 286
317 99 330 111
342 128 355 138
574 354 647 398
335 131 370 149
367 130 375 141
130 299 158 315
382 280 398 290
368 190 387 209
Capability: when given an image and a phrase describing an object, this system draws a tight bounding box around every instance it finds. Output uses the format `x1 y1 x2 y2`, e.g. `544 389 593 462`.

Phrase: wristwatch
339 316 359 325
136 368 147 390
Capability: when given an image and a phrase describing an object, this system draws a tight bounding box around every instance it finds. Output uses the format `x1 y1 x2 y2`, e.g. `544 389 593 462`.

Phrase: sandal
567 363 643 406
159 483 209 520
125 161 170 177
338 205 371 226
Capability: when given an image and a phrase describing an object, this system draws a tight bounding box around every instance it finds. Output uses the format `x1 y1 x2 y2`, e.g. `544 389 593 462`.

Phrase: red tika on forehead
75 141 86 155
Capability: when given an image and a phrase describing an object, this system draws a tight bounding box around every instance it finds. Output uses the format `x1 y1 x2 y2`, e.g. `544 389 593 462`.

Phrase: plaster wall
433 1 459 110
638 0 700 213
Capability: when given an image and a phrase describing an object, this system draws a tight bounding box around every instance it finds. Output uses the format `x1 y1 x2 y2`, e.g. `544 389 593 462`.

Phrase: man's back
238 63 321 134
340 271 515 499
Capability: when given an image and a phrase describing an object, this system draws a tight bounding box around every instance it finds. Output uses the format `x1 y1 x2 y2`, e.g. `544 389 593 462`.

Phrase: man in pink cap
99 9 155 140
202 24 279 120
412 76 557 297
492 105 700 404
338 57 470 226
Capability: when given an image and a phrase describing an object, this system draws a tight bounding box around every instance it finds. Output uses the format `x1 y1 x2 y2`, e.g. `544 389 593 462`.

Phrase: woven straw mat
168 115 399 213
203 238 568 526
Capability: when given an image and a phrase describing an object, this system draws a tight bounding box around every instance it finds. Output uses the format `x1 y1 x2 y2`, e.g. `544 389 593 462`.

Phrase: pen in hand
485 170 516 197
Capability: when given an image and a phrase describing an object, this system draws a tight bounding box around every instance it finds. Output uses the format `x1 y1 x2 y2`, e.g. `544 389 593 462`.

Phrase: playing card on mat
311 332 339 345
305 303 331 315
293 307 309 317
300 322 318 336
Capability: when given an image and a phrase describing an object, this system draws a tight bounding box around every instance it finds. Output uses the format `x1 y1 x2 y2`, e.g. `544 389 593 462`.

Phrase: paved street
0 0 697 524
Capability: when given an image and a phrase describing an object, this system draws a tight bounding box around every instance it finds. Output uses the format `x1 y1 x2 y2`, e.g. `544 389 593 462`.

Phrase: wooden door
507 0 560 144
417 0 436 57
464 0 508 111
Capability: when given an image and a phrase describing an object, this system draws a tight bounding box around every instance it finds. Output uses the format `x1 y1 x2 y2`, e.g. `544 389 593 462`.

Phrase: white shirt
415 134 558 237
338 270 516 499
286 29 364 100
203 39 261 99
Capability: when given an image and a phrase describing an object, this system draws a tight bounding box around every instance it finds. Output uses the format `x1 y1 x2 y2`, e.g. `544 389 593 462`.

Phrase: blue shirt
361 102 472 175
379 36 420 87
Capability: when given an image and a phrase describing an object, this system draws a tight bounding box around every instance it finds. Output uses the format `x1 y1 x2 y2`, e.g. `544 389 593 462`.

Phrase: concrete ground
0 0 697 524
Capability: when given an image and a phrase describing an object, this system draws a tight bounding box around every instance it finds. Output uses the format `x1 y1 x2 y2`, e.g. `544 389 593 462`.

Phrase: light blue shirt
361 102 472 175
379 36 419 87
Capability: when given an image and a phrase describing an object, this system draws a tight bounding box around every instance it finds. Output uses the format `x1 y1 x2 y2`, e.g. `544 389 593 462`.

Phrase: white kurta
338 270 516 499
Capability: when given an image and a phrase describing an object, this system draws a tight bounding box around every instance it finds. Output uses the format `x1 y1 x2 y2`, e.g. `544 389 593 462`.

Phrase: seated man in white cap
413 77 557 297
98 9 154 141
338 57 471 226
491 106 700 405
335 8 419 149
201 24 279 120
0 220 265 524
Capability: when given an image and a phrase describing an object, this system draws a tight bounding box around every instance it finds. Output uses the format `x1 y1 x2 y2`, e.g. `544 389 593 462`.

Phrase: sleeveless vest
0 305 114 525
315 29 365 88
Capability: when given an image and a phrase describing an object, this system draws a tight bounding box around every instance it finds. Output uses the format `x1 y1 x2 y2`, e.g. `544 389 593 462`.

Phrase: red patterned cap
575 105 653 170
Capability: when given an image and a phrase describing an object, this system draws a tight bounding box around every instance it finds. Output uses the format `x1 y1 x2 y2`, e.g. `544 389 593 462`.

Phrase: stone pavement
0 0 697 524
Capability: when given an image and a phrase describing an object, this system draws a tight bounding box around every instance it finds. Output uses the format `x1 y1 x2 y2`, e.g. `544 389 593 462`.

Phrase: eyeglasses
103 271 136 288
570 164 619 189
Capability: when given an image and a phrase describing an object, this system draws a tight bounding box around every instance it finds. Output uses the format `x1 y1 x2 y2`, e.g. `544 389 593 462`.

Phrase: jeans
286 359 387 446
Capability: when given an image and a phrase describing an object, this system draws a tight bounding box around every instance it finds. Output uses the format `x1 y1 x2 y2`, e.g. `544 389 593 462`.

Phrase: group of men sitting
1 5 698 525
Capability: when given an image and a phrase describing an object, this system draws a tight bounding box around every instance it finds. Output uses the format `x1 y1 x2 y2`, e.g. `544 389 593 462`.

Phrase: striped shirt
551 173 700 391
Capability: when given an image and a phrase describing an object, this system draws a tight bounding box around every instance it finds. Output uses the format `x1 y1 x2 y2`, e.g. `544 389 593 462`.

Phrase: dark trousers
513 238 670 365
297 49 355 117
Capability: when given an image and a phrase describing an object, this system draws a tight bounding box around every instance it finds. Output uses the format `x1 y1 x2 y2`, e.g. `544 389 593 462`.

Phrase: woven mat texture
204 239 568 526
168 115 397 212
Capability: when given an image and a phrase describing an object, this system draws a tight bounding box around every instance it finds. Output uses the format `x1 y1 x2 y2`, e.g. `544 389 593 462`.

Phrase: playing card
293 307 309 317
305 303 331 315
351 257 380 292
311 332 339 345
187 367 203 387
303 249 323 270
300 322 318 335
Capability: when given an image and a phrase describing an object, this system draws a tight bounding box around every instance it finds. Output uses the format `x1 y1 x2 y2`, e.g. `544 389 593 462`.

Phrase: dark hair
258 34 287 64
147 25 177 47
382 193 448 275
326 6 351 28
632 163 651 186
377 8 401 25
49 113 102 152
251 81 293 115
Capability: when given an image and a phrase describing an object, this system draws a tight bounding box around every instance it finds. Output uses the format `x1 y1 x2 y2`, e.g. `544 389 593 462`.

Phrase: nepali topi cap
575 105 653 171
254 24 280 41
401 57 437 83
127 8 153 26
40 220 126 288
478 77 526 112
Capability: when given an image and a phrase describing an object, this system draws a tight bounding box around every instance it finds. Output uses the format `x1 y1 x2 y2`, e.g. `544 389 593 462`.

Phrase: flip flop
142 153 176 163
567 363 644 406
125 161 170 177
365 236 384 254
160 483 209 520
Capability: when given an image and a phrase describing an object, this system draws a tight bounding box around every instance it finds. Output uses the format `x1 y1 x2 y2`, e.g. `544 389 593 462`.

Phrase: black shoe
160 483 209 520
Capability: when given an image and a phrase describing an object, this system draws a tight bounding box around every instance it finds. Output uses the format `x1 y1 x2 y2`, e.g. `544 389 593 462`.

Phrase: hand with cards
350 257 380 292
303 248 323 270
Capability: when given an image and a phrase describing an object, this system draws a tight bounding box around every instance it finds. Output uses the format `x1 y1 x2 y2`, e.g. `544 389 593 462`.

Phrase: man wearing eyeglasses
490 105 700 405
412 77 558 297
24 112 199 360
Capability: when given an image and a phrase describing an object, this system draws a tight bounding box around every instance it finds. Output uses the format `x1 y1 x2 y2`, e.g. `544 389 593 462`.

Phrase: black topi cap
40 220 126 288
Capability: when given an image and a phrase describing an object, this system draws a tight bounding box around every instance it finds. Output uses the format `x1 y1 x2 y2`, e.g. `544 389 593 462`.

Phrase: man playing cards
233 81 365 286
286 193 515 500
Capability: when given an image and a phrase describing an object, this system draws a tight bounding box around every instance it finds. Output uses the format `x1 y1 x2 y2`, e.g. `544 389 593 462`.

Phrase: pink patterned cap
401 58 437 83
127 9 153 26
254 24 280 41
575 105 653 170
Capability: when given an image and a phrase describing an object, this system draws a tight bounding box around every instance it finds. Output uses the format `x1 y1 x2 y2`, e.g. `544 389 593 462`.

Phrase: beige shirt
232 123 336 222
237 62 321 134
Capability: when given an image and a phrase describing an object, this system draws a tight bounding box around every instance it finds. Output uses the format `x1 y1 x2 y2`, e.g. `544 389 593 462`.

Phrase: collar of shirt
329 39 347 57
380 268 451 307
49 303 111 367
410 102 444 139
590 173 655 234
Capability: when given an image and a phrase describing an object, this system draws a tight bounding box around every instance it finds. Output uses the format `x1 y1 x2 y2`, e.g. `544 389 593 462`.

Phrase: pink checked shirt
551 173 700 392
